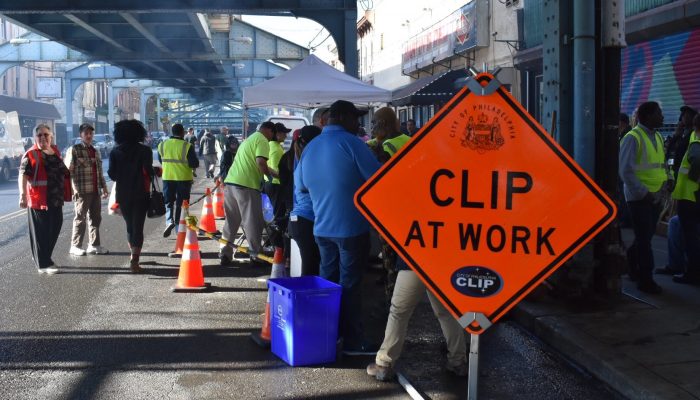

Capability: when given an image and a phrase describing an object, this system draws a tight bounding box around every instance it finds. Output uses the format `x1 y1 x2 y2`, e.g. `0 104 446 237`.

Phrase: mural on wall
621 28 700 125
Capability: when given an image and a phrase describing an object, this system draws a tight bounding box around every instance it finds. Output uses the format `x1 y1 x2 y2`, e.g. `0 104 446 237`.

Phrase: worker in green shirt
263 122 292 225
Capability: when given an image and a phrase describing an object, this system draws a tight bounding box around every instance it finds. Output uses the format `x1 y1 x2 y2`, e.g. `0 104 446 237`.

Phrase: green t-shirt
225 131 270 190
265 141 284 184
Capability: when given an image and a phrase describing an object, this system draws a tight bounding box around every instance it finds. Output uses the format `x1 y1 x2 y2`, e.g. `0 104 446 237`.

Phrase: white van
265 115 310 150
0 111 25 182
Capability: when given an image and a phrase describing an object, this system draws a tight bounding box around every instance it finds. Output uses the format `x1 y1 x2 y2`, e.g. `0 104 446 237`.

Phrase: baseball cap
299 125 322 146
274 122 292 134
329 100 368 119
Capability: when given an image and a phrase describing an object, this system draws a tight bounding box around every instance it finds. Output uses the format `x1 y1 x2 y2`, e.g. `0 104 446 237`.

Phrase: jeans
163 180 192 232
627 197 661 284
677 200 700 276
667 215 685 272
316 233 370 347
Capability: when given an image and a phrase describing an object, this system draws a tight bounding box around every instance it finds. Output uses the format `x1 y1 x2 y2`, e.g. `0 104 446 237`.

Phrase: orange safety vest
24 144 72 210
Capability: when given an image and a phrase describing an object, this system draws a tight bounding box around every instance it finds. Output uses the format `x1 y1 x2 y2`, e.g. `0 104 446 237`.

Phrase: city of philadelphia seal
449 104 516 154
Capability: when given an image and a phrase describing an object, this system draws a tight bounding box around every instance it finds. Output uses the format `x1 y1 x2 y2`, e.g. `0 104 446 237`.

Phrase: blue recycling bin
268 276 342 366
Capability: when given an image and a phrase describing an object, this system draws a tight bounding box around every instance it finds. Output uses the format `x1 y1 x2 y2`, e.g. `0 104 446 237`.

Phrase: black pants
628 197 661 284
288 216 320 276
121 199 148 247
28 206 63 269
677 199 700 277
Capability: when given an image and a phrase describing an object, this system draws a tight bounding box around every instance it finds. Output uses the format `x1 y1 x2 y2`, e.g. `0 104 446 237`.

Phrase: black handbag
147 178 166 218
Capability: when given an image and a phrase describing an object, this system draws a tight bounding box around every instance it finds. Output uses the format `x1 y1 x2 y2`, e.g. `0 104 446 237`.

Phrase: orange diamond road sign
355 73 616 334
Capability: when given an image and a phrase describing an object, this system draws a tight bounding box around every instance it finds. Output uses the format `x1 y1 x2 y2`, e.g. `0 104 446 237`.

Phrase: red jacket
24 144 72 210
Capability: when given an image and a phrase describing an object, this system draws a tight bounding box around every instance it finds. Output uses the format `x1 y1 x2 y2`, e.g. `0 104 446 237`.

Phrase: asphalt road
0 177 624 400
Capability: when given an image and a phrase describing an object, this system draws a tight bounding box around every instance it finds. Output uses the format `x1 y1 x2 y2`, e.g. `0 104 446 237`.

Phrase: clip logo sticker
451 266 503 297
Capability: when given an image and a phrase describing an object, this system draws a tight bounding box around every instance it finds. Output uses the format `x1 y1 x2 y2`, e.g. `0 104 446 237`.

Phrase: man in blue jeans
297 100 381 355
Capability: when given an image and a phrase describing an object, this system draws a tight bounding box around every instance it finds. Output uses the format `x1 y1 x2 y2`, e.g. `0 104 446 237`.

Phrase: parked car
92 134 115 158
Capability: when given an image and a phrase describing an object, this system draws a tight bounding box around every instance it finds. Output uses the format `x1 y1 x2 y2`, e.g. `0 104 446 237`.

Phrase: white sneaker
69 246 86 256
86 245 109 255
38 267 59 275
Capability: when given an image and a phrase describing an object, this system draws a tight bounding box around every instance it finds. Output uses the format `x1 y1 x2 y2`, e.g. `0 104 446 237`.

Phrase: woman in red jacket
18 124 71 274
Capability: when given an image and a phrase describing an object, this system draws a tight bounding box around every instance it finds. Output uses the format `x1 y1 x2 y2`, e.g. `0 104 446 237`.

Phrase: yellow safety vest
382 134 411 157
672 131 700 201
158 138 193 181
624 126 666 193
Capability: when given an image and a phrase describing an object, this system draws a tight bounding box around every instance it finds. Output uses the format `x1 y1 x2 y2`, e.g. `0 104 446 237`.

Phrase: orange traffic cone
214 186 225 220
171 227 210 292
168 200 189 258
251 247 284 347
199 188 218 234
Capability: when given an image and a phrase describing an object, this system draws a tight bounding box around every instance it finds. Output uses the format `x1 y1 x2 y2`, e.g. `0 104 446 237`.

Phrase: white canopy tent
242 54 392 108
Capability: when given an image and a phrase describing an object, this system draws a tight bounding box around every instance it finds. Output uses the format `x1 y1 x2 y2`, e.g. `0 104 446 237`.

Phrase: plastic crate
268 276 342 366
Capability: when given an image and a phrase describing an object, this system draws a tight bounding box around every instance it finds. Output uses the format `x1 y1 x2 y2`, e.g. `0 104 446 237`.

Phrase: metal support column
139 91 147 125
344 9 358 77
542 0 574 153
573 0 596 175
107 82 114 134
65 79 75 145
156 95 162 132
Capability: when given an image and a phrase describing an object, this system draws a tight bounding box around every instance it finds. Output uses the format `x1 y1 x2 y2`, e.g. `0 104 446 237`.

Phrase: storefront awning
391 69 469 107
0 95 61 120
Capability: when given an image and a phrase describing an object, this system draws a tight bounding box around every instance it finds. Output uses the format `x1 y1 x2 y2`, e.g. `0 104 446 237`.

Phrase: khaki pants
71 192 102 248
376 270 467 368
220 185 264 258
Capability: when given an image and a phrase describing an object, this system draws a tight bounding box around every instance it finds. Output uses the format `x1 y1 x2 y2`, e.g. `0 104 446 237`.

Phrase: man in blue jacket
297 100 381 355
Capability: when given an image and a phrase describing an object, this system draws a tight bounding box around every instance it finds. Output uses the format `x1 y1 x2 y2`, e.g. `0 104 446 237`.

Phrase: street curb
511 302 696 400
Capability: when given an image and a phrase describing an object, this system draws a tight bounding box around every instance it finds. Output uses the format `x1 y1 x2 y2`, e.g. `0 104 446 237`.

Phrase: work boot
366 363 395 381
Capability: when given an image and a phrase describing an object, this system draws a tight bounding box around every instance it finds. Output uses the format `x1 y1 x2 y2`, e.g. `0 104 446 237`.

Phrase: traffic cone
214 186 225 220
199 188 219 234
251 247 285 348
171 227 210 292
168 200 189 258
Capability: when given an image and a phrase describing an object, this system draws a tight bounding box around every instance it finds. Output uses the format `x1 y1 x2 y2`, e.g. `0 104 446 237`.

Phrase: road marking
0 209 25 223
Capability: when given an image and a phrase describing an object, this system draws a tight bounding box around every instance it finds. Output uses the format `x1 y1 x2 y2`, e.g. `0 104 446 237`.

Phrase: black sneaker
219 255 231 266
163 223 175 238
343 342 379 356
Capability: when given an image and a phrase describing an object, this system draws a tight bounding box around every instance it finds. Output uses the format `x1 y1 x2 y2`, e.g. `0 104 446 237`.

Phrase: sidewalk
512 229 700 400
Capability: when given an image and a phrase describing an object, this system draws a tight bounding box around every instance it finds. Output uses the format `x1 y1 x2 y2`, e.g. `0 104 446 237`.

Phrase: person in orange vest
18 124 71 274
366 108 466 381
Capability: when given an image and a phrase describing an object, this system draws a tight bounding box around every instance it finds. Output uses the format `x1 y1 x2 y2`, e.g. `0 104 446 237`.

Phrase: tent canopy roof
243 55 391 108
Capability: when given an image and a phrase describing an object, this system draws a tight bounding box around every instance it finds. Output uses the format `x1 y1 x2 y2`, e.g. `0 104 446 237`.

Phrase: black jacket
108 143 154 206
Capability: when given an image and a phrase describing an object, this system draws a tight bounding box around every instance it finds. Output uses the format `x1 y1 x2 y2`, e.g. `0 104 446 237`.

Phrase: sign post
356 71 616 398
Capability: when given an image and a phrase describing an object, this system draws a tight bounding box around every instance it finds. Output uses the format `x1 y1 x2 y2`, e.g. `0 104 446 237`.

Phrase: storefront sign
402 0 489 74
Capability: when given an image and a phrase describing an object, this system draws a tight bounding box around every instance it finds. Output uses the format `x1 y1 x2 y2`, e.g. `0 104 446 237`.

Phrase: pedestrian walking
217 134 240 180
199 129 219 178
18 124 71 274
619 101 673 293
296 100 381 355
158 123 198 237
108 120 155 274
65 123 110 256
218 121 276 265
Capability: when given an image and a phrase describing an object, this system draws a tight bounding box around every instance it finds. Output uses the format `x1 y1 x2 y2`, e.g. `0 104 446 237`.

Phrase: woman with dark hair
288 125 322 276
108 119 154 273
18 124 71 274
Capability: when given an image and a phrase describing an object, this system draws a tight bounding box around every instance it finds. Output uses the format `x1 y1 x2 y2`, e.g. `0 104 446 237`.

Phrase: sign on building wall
35 77 63 99
402 0 489 74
